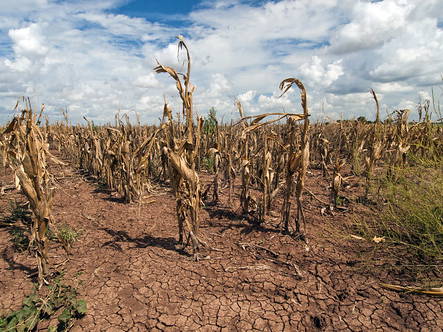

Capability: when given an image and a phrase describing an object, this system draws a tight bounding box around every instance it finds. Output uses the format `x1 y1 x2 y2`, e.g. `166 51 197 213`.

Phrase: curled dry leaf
372 236 385 243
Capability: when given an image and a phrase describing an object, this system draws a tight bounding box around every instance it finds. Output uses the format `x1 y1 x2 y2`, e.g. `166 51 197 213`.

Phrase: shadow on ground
100 227 191 257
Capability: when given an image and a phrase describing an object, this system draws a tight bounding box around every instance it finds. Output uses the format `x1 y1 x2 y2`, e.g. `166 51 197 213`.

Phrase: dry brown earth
1 159 442 331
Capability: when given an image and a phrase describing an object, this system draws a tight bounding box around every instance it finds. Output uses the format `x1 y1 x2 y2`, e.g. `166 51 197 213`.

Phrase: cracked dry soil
1 160 442 331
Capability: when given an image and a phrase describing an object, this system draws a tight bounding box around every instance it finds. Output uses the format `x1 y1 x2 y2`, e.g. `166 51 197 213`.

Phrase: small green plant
0 275 87 331
203 107 218 136
201 156 215 173
55 224 80 254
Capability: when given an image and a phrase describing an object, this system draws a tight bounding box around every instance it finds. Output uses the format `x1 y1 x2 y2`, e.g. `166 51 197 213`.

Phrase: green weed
0 274 87 331
54 224 81 254
201 156 215 173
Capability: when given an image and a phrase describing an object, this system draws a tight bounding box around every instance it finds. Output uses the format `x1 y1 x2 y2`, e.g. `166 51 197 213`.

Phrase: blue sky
117 0 199 15
111 0 202 25
0 0 442 124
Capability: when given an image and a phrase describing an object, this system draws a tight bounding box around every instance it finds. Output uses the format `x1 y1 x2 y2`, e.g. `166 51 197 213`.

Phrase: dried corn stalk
280 78 310 234
155 37 205 258
364 90 383 197
394 109 411 167
258 134 273 222
1 99 58 286
349 121 366 176
331 157 345 207
236 106 306 227
51 116 161 203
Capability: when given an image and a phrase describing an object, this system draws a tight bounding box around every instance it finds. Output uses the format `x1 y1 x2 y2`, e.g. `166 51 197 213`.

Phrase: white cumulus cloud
0 0 442 124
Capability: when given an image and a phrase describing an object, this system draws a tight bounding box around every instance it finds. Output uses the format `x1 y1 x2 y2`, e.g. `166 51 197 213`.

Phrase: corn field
1 40 442 330
2 86 443 271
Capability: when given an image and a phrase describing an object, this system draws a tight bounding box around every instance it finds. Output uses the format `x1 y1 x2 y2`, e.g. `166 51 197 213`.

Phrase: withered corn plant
364 90 383 197
280 78 310 234
235 101 265 220
50 117 161 203
349 121 367 176
331 156 345 207
0 132 6 168
393 109 411 167
258 133 272 222
1 99 59 286
202 147 221 203
313 131 330 177
155 36 205 258
201 111 222 204
239 121 253 217
410 100 442 162
220 122 237 205
237 111 302 223
384 109 413 184
108 119 161 203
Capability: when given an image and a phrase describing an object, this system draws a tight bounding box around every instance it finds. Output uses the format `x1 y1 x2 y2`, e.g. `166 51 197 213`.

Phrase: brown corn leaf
380 283 443 296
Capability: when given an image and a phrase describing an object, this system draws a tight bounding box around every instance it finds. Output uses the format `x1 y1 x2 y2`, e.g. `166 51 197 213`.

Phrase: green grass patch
356 163 443 264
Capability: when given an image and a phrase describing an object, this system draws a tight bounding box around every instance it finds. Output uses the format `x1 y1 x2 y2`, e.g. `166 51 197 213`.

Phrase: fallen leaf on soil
380 283 443 296
372 236 385 243
225 264 271 272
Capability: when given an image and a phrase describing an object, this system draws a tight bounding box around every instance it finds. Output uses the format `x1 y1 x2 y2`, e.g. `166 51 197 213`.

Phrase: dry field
0 40 442 331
